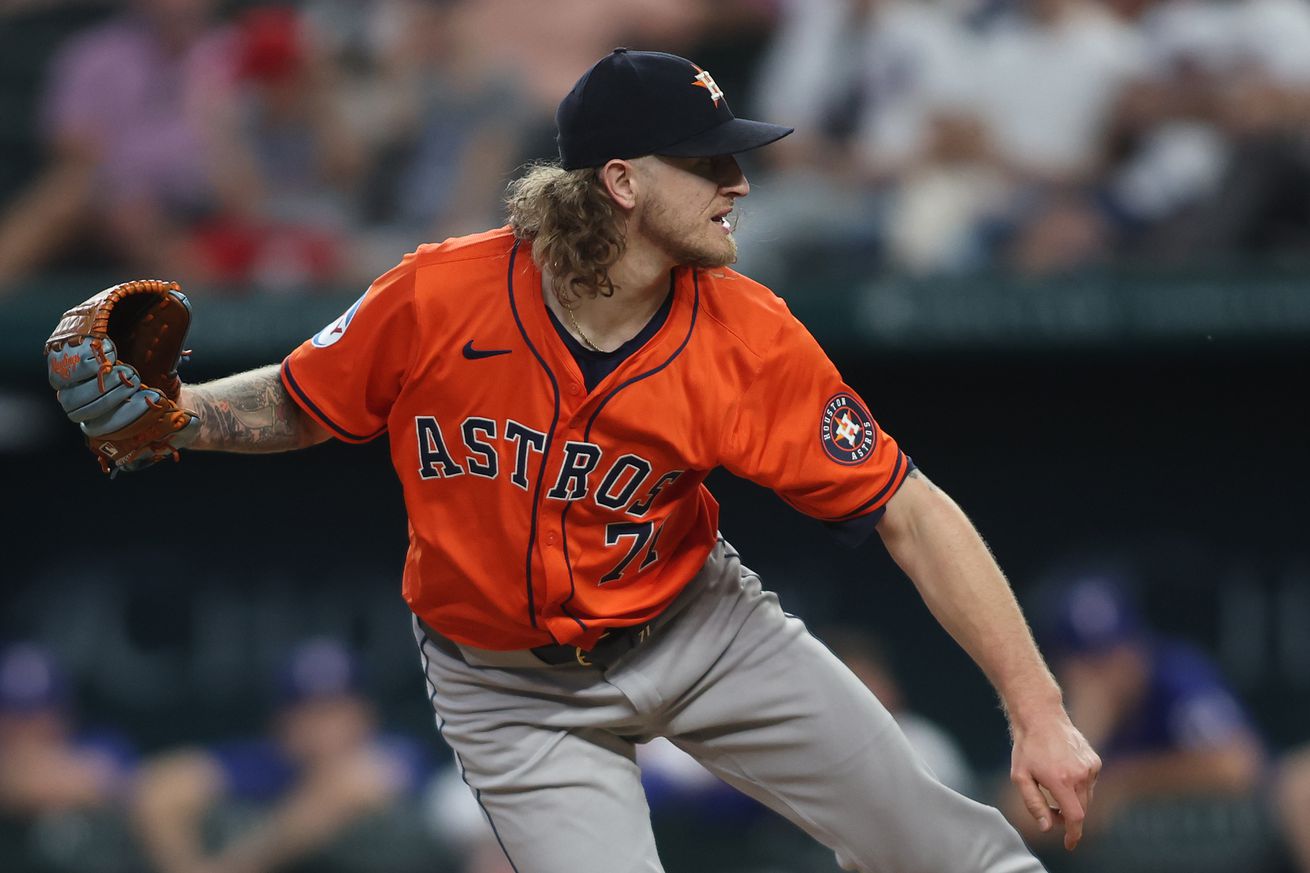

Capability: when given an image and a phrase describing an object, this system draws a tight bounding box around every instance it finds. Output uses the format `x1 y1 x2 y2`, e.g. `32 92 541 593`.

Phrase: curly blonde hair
505 161 625 306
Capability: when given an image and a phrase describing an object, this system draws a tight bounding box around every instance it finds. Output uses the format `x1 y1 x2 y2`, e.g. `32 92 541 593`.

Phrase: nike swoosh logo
462 341 512 360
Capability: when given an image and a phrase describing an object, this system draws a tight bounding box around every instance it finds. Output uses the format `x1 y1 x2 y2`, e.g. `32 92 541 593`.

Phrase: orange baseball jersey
281 228 911 650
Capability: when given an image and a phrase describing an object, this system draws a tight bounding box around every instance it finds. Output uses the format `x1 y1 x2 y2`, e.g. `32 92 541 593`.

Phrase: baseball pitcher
46 49 1098 873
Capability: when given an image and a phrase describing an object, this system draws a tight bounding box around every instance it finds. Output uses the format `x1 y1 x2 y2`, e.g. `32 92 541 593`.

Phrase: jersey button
569 381 581 396
546 532 558 546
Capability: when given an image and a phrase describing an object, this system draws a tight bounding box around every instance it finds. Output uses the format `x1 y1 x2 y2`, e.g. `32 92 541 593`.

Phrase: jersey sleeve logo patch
311 292 367 348
820 393 876 465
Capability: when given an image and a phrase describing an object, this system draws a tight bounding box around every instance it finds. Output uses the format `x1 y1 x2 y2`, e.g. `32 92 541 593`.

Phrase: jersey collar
508 239 699 397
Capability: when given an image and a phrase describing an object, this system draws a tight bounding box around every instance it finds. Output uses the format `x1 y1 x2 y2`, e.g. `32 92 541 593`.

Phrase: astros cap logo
820 393 877 465
691 63 723 107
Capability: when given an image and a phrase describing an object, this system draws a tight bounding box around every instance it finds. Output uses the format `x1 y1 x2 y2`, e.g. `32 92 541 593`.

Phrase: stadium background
2 1 1308 872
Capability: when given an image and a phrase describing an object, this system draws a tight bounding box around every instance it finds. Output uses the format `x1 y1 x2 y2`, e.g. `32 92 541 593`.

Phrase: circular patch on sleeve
820 393 877 465
311 292 367 348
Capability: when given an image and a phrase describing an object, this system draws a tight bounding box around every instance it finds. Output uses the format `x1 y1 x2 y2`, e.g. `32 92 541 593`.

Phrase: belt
531 624 655 668
418 619 657 670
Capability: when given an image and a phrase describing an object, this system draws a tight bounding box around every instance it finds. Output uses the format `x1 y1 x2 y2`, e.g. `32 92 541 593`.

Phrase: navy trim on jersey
507 241 569 638
281 359 385 443
556 270 702 623
818 455 916 548
416 623 523 873
546 276 675 392
823 451 912 523
584 270 700 436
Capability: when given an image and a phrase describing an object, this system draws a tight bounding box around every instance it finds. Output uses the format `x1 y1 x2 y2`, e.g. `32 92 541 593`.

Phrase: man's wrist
1002 683 1067 734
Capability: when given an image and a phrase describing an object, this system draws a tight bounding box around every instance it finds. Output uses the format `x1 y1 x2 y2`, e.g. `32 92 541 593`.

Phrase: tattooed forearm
180 365 330 452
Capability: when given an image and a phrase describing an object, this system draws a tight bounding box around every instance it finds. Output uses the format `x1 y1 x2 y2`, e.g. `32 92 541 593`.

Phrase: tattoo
183 365 326 453
908 467 940 492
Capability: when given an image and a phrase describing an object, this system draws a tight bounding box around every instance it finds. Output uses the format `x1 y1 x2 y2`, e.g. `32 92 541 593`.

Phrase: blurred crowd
1 0 1309 299
0 630 967 873
6 569 1310 873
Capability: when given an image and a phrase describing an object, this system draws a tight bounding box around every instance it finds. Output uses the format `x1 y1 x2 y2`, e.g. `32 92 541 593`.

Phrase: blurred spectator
1109 0 1310 261
1275 744 1310 873
183 5 365 294
132 638 429 873
969 0 1148 274
0 641 134 817
326 0 532 284
638 737 783 873
0 0 239 290
754 0 976 181
745 0 1147 278
1100 0 1238 247
1009 572 1264 843
881 109 1014 275
740 0 979 282
637 736 762 821
975 0 1145 186
821 625 975 797
448 0 709 115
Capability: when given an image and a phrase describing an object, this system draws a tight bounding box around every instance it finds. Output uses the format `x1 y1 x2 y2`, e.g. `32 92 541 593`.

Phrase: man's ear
598 158 640 211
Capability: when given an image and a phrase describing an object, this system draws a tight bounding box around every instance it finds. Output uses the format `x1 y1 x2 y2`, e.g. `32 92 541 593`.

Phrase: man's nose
721 158 749 196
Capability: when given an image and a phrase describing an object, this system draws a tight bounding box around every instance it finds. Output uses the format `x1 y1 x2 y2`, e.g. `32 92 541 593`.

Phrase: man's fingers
1074 777 1093 832
1015 777 1054 832
1049 782 1086 850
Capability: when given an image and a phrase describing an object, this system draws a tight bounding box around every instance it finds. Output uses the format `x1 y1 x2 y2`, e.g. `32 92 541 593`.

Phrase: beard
638 198 738 269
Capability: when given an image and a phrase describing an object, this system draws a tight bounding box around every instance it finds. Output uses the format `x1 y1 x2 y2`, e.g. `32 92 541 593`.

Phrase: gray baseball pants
413 537 1044 873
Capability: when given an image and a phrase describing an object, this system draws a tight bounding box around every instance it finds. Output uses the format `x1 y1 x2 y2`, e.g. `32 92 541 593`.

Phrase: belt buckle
575 630 611 667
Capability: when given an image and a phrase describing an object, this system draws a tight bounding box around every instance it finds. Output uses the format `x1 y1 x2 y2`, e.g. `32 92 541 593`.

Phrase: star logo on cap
691 64 723 107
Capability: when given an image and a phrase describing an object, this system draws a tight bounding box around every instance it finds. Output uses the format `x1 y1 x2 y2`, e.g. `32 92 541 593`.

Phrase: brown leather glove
46 280 200 474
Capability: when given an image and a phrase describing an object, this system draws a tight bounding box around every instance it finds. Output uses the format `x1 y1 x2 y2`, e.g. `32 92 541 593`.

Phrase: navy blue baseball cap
1035 574 1145 658
276 638 361 704
556 48 793 170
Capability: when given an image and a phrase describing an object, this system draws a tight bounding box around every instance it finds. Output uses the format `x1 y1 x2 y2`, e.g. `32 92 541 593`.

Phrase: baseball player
47 49 1099 873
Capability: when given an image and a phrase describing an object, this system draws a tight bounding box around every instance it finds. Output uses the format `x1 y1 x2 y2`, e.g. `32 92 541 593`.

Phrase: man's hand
1010 711 1101 850
877 472 1102 850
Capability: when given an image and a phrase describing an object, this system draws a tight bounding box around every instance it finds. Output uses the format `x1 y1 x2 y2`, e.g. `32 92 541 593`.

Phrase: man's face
632 155 750 269
277 695 374 765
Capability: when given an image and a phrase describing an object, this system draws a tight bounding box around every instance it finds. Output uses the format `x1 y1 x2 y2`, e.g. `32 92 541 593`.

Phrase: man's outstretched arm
180 364 331 452
876 469 1101 850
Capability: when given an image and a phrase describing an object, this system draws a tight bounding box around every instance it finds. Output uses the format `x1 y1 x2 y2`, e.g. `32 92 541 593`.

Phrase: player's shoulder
410 226 518 270
695 266 804 358
377 227 517 306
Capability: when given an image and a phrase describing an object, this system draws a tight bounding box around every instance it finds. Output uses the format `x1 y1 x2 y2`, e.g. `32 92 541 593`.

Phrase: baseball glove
45 279 201 474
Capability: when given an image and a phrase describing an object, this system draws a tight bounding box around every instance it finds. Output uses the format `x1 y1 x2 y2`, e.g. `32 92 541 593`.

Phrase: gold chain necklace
565 305 604 352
